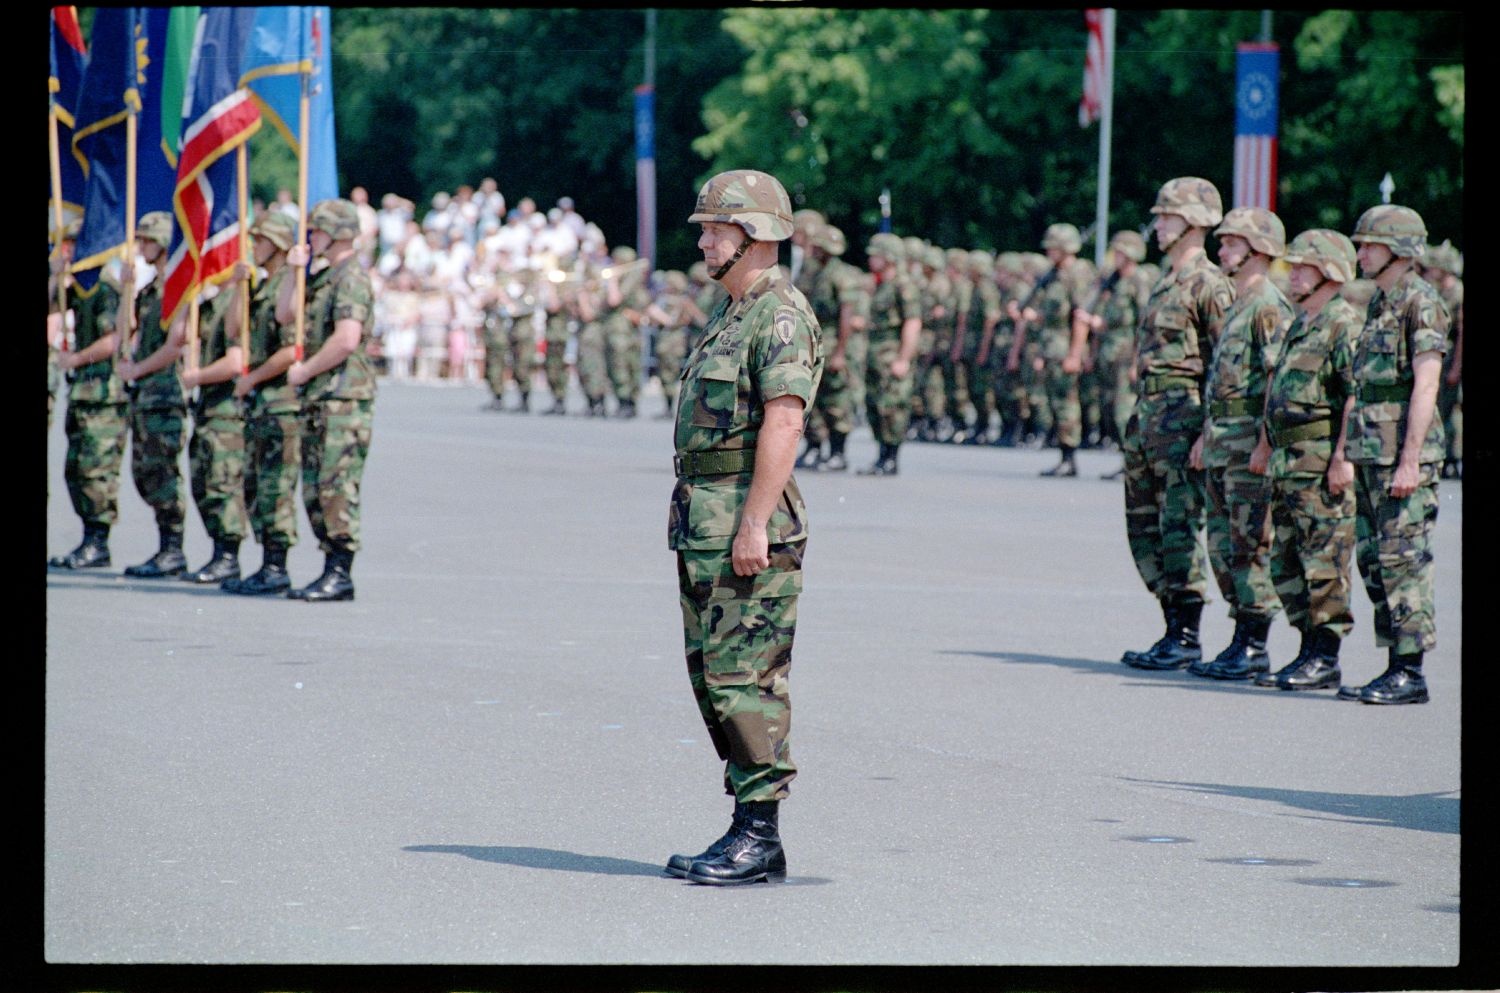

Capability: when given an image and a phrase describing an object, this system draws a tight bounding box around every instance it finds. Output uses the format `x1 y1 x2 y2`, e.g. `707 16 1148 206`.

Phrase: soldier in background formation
859 232 922 475
1419 241 1463 480
1079 231 1152 479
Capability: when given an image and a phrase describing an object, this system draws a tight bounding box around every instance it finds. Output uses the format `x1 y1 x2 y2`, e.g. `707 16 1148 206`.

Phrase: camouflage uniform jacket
65 277 126 404
806 256 852 330
960 279 1002 358
1202 276 1293 467
246 267 299 416
668 265 823 553
194 291 241 418
1265 295 1360 479
1097 268 1150 360
1134 249 1234 437
1035 260 1095 361
868 267 920 344
301 254 377 403
130 278 185 410
922 270 957 349
1344 268 1449 467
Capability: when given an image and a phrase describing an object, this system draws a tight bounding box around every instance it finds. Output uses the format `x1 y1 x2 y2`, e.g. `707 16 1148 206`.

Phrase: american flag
635 84 655 269
1079 9 1106 127
1233 43 1279 210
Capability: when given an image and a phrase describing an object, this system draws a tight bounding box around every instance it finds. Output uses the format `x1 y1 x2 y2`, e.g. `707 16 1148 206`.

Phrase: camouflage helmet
1042 223 1082 254
663 269 689 293
867 232 904 262
136 210 173 248
54 214 83 240
902 236 927 262
1351 204 1426 258
251 210 298 252
1424 239 1463 277
309 198 360 241
1020 252 1051 280
611 245 637 264
1108 230 1147 263
687 169 794 242
1283 228 1357 284
815 223 847 256
968 249 994 276
945 246 969 268
1214 206 1286 258
923 245 946 271
1150 177 1223 228
792 208 826 241
995 251 1026 276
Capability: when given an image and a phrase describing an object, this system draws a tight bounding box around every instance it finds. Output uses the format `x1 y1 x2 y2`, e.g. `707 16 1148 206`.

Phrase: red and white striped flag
1079 9 1106 127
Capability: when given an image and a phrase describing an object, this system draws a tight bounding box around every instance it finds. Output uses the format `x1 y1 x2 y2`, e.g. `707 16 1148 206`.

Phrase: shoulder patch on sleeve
774 306 797 345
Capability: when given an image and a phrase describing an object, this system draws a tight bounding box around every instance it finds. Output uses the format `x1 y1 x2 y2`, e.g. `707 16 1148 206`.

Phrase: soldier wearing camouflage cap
649 270 706 418
115 210 192 579
952 249 1003 443
1337 205 1450 704
789 208 825 285
1079 231 1153 478
859 232 922 475
221 210 304 595
1120 178 1234 672
667 169 823 886
1246 229 1363 692
47 211 132 571
1182 207 1294 680
600 244 651 418
910 243 958 443
795 223 860 471
1419 240 1463 480
278 197 378 602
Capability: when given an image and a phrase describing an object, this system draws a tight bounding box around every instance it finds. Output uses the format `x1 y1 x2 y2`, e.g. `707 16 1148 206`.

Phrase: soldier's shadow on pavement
1123 777 1460 835
403 844 665 877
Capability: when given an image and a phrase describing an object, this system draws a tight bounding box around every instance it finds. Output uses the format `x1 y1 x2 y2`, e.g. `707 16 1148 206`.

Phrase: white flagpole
1093 9 1115 270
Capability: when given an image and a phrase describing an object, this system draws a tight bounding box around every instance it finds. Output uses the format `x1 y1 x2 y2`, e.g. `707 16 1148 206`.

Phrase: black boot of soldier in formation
822 431 849 472
683 800 787 886
1197 613 1272 680
1122 595 1203 670
664 801 748 879
1337 648 1428 704
288 548 355 602
1040 444 1078 477
124 531 187 578
858 442 899 476
49 523 112 570
223 544 291 596
181 539 240 585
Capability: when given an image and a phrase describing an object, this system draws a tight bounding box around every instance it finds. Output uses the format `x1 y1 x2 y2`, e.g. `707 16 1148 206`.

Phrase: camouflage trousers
865 337 916 446
957 353 993 427
844 333 868 420
921 349 966 424
677 543 802 803
1122 416 1208 601
1438 378 1461 462
1041 361 1082 449
300 398 373 555
1204 464 1280 620
188 407 248 544
655 332 687 413
804 360 856 445
1353 463 1440 654
1268 474 1356 637
986 338 1026 435
908 331 937 421
482 319 509 400
129 404 187 536
575 323 609 403
544 323 571 403
507 320 539 400
244 406 302 549
1095 345 1136 447
1020 344 1049 434
62 400 128 528
605 319 641 403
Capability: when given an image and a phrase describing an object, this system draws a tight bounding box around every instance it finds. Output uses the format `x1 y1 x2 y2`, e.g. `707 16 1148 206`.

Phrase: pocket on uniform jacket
689 356 741 429
688 480 743 540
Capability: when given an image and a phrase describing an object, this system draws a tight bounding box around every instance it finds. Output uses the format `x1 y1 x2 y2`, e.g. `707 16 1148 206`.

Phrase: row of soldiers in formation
47 198 379 602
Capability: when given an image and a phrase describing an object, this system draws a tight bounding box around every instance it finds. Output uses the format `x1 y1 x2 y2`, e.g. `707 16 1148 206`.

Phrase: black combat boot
858 443 892 476
822 432 849 472
995 420 1019 448
1256 627 1314 687
182 539 240 584
546 397 567 416
1201 614 1272 680
1275 627 1342 690
1040 444 1078 477
288 548 354 602
516 392 530 413
482 395 505 411
1359 651 1428 705
224 544 291 595
795 437 824 471
616 399 637 419
1189 617 1246 676
963 411 989 445
1123 596 1203 670
684 800 787 886
664 802 747 879
124 531 187 578
49 523 112 570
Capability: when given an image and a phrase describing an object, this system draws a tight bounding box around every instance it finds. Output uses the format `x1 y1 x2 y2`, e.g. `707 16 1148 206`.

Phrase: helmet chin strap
711 232 756 281
1290 275 1330 304
1364 248 1405 283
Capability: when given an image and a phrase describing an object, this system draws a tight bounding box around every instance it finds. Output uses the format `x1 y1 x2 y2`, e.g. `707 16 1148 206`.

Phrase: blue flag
70 7 141 290
136 8 182 217
240 6 339 207
50 6 88 221
1233 43 1279 210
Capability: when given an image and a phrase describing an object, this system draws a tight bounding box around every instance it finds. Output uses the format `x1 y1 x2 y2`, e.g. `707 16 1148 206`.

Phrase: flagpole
293 56 310 363
238 143 252 374
186 294 200 374
49 99 69 348
121 103 139 360
1093 9 1115 271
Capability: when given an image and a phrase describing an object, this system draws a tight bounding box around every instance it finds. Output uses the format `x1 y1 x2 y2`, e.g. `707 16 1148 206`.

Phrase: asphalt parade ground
42 376 1479 985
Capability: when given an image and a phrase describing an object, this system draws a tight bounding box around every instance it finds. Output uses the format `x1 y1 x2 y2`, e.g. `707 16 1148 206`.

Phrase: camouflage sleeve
1068 264 1094 310
1195 269 1234 348
1330 304 1360 404
898 277 921 322
750 302 819 408
332 267 374 328
1254 301 1292 376
1407 288 1449 357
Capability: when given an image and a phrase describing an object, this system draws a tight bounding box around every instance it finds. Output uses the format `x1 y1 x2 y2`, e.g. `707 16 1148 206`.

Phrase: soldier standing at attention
602 246 649 418
178 283 248 585
796 223 858 471
1120 178 1234 671
222 211 302 595
1420 241 1463 480
1338 205 1449 704
1081 231 1150 478
665 169 822 886
1249 230 1362 691
858 233 921 475
118 211 190 579
49 219 130 570
1187 207 1293 680
279 199 377 602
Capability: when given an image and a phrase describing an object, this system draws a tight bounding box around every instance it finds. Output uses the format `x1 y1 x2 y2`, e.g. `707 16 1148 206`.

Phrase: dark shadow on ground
404 844 665 876
1122 777 1460 835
